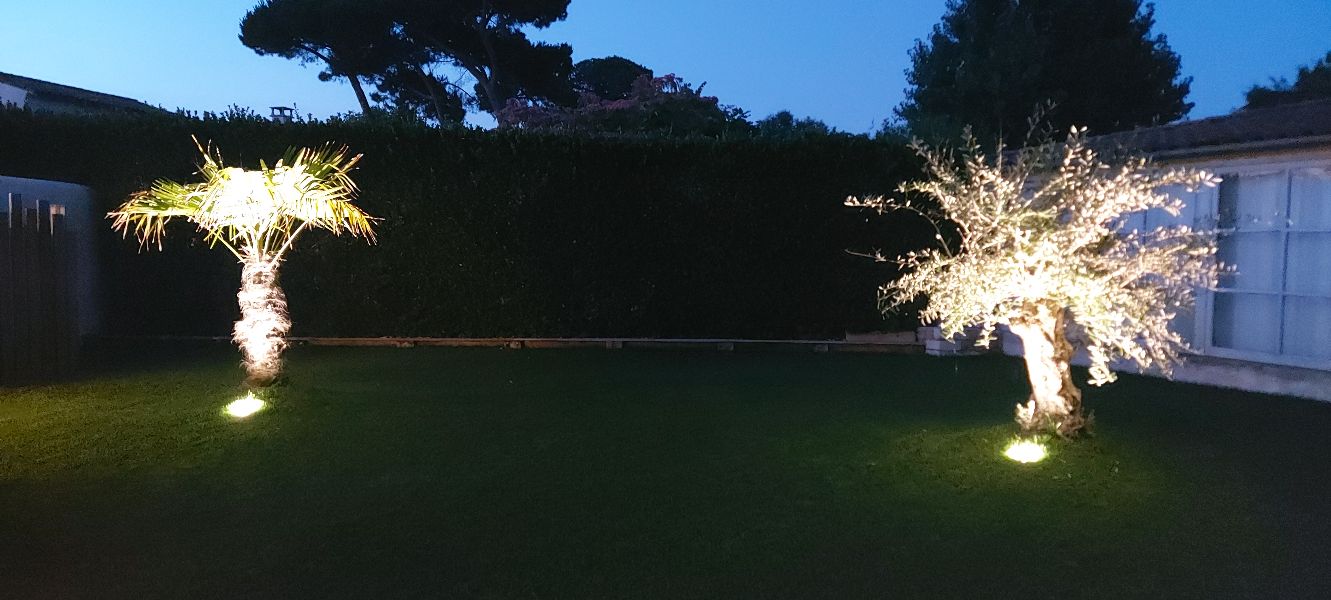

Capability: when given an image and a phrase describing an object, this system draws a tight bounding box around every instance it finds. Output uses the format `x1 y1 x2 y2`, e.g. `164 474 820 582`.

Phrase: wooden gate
0 192 78 385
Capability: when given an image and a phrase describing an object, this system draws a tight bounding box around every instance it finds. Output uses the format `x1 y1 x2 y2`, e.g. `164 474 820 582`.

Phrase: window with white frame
1209 167 1331 366
1120 184 1205 346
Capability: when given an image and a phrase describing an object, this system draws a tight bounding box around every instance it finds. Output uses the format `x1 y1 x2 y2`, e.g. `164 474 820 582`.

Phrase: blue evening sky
3 0 1329 132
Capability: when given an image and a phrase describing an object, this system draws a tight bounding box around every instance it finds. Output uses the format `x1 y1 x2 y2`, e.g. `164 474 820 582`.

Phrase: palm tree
110 140 376 387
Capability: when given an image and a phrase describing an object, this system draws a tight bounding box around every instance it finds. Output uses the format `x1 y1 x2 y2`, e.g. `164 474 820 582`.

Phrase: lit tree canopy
849 127 1220 436
898 0 1192 146
110 141 376 387
111 143 374 261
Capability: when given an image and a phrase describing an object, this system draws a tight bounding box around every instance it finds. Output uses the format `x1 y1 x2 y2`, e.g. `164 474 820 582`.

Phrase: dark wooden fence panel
0 193 78 385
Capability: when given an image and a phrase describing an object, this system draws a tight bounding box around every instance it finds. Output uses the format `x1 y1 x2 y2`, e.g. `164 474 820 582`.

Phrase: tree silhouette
392 0 576 115
241 0 576 120
240 0 401 114
1245 51 1331 109
899 0 1192 146
572 56 652 100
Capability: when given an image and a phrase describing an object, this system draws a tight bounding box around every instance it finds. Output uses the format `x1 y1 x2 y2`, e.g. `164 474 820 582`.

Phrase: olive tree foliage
848 127 1220 437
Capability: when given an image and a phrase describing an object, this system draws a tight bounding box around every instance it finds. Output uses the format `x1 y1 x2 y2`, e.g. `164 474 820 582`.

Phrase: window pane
1170 303 1195 347
1212 292 1280 354
1218 172 1287 230
1290 168 1331 229
1216 231 1283 291
1282 296 1331 359
1285 232 1331 296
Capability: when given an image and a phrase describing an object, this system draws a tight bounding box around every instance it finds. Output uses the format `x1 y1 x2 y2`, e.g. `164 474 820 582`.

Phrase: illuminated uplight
1003 438 1048 463
225 393 267 418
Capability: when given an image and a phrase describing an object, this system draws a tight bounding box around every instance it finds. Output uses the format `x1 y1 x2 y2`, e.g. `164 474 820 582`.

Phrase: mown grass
2 344 1329 598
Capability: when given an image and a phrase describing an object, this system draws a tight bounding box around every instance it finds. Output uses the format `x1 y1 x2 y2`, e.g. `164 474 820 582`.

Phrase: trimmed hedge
0 110 929 338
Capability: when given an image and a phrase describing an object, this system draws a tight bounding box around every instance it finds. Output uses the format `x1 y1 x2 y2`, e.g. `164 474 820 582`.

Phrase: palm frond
273 143 376 242
110 139 376 262
108 179 209 250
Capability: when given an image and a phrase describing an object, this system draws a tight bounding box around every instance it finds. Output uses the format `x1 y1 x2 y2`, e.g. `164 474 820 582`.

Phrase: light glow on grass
225 393 267 418
1003 438 1048 463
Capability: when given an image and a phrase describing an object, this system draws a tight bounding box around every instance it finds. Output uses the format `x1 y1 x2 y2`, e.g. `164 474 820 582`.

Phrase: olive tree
849 128 1220 437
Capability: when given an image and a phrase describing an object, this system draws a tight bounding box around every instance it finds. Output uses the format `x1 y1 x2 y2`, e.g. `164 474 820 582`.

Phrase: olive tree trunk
235 260 290 388
1009 304 1087 437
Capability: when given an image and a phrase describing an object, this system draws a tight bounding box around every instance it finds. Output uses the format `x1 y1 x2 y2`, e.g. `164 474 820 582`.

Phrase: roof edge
1147 134 1331 161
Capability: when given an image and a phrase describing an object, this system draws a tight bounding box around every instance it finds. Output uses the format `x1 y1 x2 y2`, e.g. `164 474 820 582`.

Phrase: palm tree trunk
235 259 291 388
1009 304 1086 437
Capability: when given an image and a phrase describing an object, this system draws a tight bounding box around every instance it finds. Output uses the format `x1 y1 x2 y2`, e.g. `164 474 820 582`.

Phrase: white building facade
1167 153 1331 371
1108 149 1331 400
984 100 1331 400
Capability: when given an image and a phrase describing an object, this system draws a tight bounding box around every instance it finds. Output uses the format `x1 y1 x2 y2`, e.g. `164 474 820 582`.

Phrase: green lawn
2 344 1330 599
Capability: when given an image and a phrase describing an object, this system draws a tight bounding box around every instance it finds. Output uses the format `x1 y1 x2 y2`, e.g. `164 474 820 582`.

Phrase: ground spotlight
1003 438 1047 463
225 393 267 418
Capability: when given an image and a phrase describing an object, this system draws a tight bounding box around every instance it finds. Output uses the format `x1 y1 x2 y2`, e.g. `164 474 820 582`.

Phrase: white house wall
0 175 100 335
998 324 1331 401
994 146 1331 401
1186 151 1331 371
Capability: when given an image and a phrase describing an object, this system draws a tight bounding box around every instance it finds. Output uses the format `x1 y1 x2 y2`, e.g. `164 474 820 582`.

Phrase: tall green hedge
0 110 929 338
